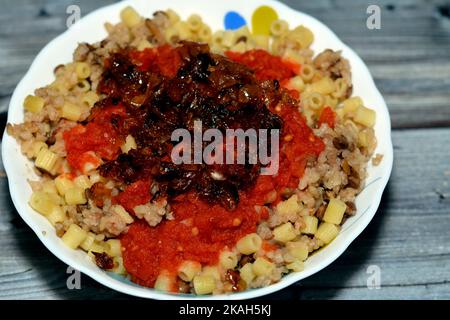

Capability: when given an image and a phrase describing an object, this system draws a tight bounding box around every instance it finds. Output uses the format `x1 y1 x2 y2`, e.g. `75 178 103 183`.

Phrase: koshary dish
6 6 383 295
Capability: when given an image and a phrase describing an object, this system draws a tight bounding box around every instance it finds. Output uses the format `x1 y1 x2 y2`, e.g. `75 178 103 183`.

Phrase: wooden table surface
1 0 449 300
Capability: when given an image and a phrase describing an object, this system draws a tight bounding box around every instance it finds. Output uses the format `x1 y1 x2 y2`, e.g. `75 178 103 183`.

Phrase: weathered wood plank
1 0 450 128
1 128 449 299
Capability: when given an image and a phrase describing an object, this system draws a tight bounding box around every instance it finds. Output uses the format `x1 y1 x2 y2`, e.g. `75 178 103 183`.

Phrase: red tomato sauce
226 49 300 83
63 105 127 173
122 107 323 288
114 46 324 289
271 106 324 201
129 45 182 78
318 106 336 129
121 184 270 288
113 180 151 214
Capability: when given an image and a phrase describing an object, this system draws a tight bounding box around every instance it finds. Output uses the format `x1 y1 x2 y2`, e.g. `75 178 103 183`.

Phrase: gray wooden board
0 0 449 299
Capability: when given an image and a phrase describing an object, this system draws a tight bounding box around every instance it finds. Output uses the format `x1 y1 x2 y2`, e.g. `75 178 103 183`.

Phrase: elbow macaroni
35 148 59 173
75 62 91 79
270 19 289 37
178 260 202 282
289 25 314 48
315 223 340 244
23 95 44 113
55 174 75 196
65 187 87 205
239 263 255 285
120 6 141 28
154 273 174 292
187 14 202 32
236 233 262 255
273 222 297 243
252 258 274 277
62 102 83 121
62 224 87 249
46 206 67 226
300 64 315 82
323 199 347 225
106 239 122 257
219 250 238 269
301 216 318 235
29 191 57 216
193 275 216 294
310 77 335 95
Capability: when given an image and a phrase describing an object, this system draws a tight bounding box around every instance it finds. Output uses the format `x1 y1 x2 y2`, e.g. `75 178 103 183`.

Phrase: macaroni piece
332 78 348 99
219 250 238 269
64 187 87 205
286 241 309 261
112 256 126 274
186 14 202 32
239 263 255 285
354 106 376 127
154 273 174 292
62 102 82 121
23 95 44 113
46 206 67 226
286 75 305 92
62 224 88 249
165 9 180 25
75 62 91 79
310 77 335 95
303 92 324 110
286 260 304 272
290 25 314 48
31 141 48 158
300 64 315 82
323 199 347 225
74 175 92 190
273 222 297 243
270 19 289 37
76 80 91 93
35 148 59 172
252 258 275 277
106 239 122 257
29 191 56 216
201 266 221 280
82 91 99 108
193 275 216 294
301 216 319 235
275 195 301 216
55 174 75 196
80 232 96 251
315 222 340 244
343 96 363 114
120 6 141 28
178 260 202 282
236 233 262 255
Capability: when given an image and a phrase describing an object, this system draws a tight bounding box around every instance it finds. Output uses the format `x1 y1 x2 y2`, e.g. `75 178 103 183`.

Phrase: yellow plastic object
251 6 278 35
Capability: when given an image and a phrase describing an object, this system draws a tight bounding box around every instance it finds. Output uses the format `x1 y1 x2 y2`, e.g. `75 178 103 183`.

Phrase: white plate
1 0 393 300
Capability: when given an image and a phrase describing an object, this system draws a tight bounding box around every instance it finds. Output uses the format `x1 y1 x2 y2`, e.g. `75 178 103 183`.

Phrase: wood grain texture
1 129 449 300
0 0 449 300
